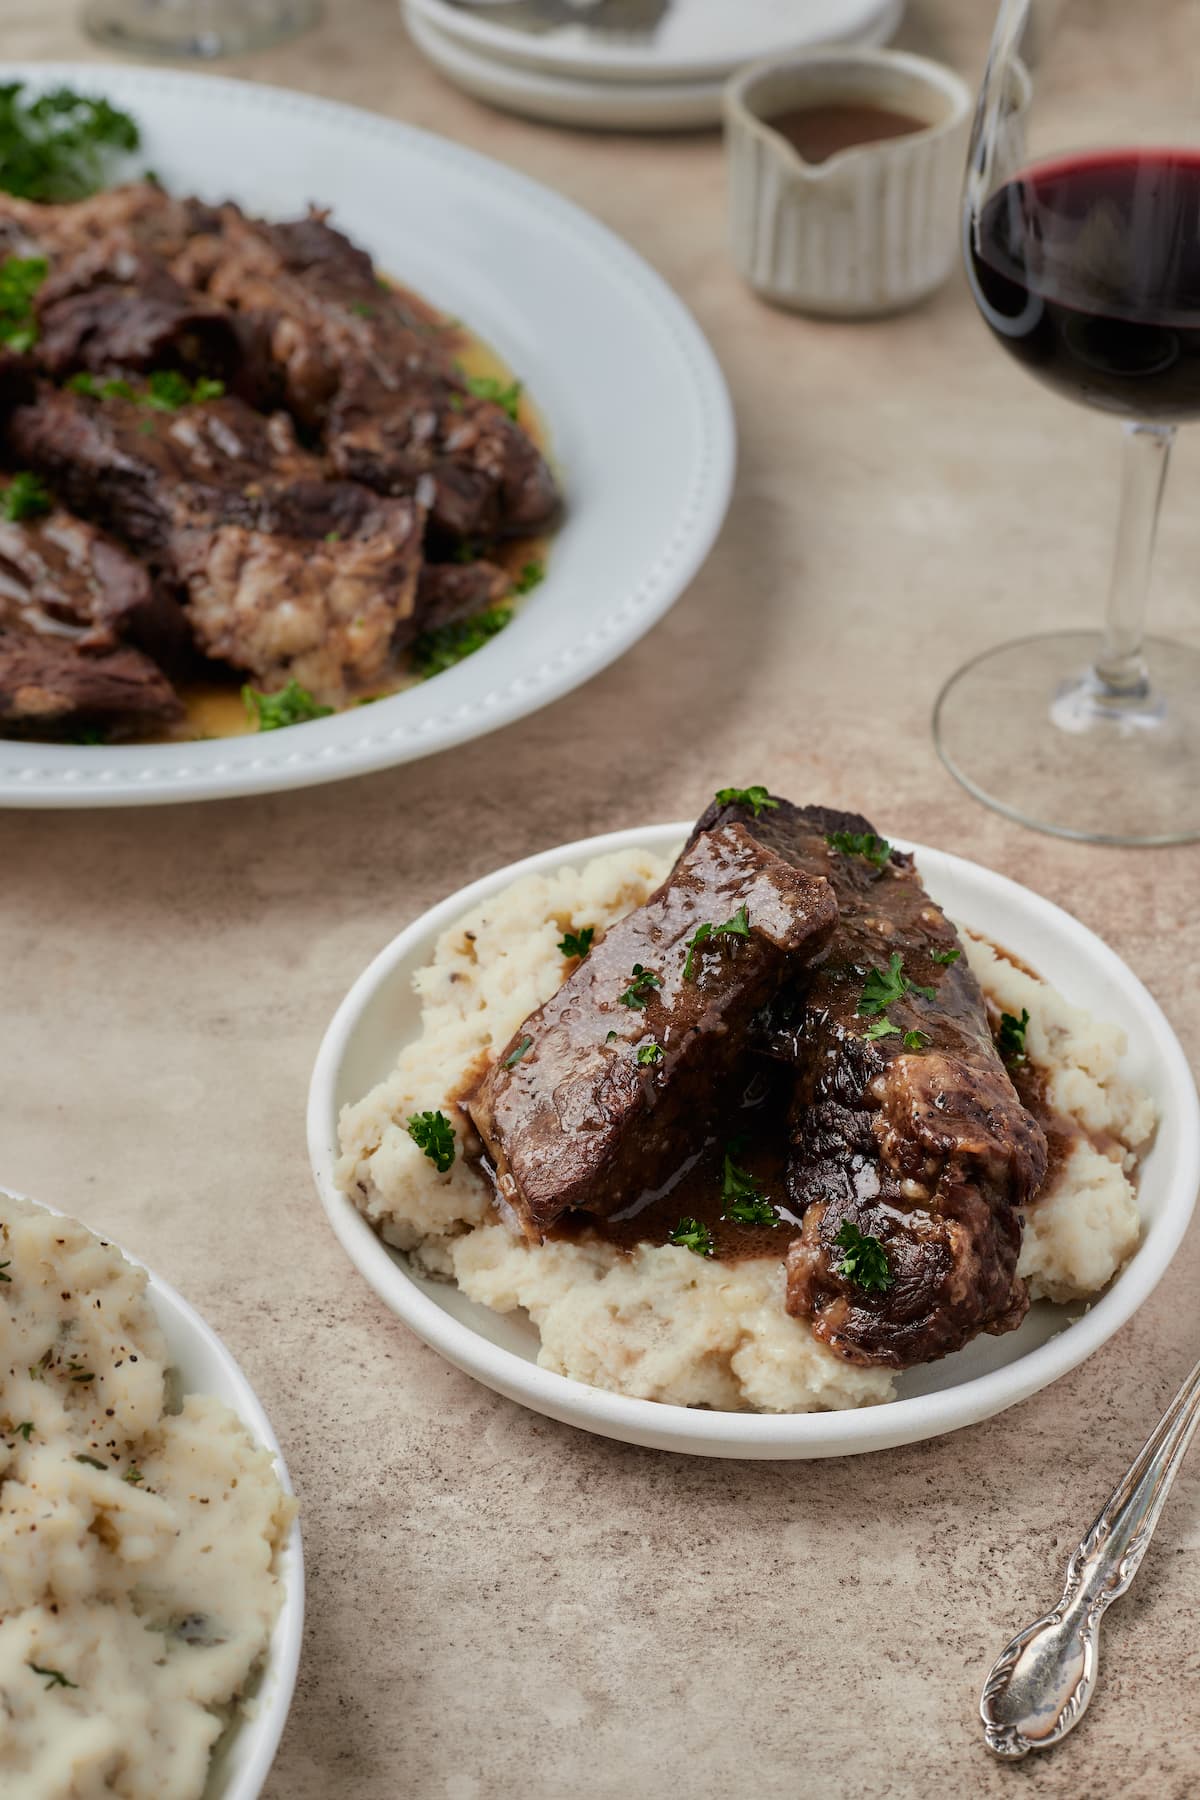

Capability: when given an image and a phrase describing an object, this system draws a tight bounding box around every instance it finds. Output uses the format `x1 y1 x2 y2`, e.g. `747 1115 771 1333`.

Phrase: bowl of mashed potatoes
0 1192 302 1799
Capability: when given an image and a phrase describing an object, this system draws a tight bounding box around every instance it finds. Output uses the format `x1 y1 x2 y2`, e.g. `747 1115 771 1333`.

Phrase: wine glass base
934 630 1200 846
81 0 321 59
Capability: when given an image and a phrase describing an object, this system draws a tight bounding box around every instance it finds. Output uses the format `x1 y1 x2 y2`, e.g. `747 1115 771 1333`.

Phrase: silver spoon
981 1354 1200 1758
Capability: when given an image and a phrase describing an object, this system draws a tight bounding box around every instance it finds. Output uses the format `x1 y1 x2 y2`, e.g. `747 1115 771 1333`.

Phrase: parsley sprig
464 373 522 421
557 926 594 960
242 680 333 732
0 83 139 201
669 1217 713 1257
997 1008 1030 1063
407 1110 456 1174
411 605 512 679
720 1144 778 1226
682 903 751 981
715 786 777 817
1 471 52 522
931 947 961 966
636 1042 663 1066
857 952 935 1017
0 254 46 353
618 964 662 1010
833 1220 893 1292
67 369 225 409
826 830 892 869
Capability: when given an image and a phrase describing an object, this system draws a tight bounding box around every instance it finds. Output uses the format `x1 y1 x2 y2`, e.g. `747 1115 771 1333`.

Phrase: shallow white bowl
308 824 1200 1459
2 1192 304 1797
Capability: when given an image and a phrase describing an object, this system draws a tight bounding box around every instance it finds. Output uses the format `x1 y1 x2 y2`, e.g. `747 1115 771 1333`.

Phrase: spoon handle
981 1354 1200 1759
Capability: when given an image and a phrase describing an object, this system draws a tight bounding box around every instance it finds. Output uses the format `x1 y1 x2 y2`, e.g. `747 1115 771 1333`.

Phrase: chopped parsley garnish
28 1662 77 1690
668 1217 713 1257
826 830 892 869
857 952 935 1017
863 1018 900 1041
636 1042 663 1066
350 301 374 319
720 1147 778 1224
605 1030 618 1043
997 1007 1030 1063
145 369 224 410
123 1465 143 1485
1 471 52 522
74 1453 106 1470
557 926 594 960
0 254 46 352
725 1194 779 1226
931 947 961 965
512 559 545 596
242 679 333 732
70 1371 94 1383
407 1109 456 1173
682 903 752 981
410 605 512 679
15 1421 32 1441
0 1259 10 1281
502 1035 533 1069
618 964 662 1010
833 1220 893 1293
0 84 139 201
464 373 522 421
715 785 777 817
67 372 134 399
903 1029 931 1051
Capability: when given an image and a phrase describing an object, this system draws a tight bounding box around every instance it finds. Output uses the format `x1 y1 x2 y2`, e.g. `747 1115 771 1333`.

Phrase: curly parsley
715 785 777 817
833 1220 893 1293
0 84 139 202
668 1217 713 1257
242 680 333 732
407 1109 456 1174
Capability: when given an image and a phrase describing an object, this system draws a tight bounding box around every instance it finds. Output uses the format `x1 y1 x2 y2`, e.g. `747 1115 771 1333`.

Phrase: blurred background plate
0 64 735 807
407 0 905 84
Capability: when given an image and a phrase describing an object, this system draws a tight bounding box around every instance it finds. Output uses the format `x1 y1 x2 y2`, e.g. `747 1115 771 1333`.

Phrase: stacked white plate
401 0 906 131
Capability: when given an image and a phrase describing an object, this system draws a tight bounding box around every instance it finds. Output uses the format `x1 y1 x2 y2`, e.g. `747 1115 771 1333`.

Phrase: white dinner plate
308 822 1200 1460
0 1191 303 1798
405 1 903 131
408 0 904 84
0 64 734 808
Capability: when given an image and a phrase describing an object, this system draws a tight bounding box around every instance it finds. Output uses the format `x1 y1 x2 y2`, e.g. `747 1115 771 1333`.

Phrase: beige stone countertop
3 1 1199 1795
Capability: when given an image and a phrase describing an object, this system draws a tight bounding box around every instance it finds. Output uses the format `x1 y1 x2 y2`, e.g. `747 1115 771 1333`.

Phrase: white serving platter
0 64 734 807
307 823 1200 1459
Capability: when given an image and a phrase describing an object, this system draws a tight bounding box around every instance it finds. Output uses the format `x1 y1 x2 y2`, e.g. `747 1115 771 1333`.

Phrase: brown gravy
546 1064 801 1264
766 100 928 165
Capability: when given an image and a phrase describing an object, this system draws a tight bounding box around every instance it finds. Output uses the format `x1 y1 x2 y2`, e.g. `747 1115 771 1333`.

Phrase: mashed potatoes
0 1196 294 1799
337 847 1156 1413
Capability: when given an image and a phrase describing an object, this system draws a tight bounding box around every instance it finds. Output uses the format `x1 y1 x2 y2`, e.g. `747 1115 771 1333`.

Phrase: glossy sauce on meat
548 1063 801 1262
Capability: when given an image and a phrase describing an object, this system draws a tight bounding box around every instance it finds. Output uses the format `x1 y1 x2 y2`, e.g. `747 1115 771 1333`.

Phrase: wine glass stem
1094 421 1174 698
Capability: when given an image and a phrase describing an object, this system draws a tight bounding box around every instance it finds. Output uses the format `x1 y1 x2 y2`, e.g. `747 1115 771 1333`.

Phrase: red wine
967 149 1200 420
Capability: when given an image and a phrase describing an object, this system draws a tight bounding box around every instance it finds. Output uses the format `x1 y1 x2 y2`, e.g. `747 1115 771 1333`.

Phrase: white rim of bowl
307 823 1200 1456
0 1190 304 1798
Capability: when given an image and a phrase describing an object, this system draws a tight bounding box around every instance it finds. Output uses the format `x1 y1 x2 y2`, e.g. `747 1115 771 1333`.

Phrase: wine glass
936 0 1200 845
82 0 320 58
